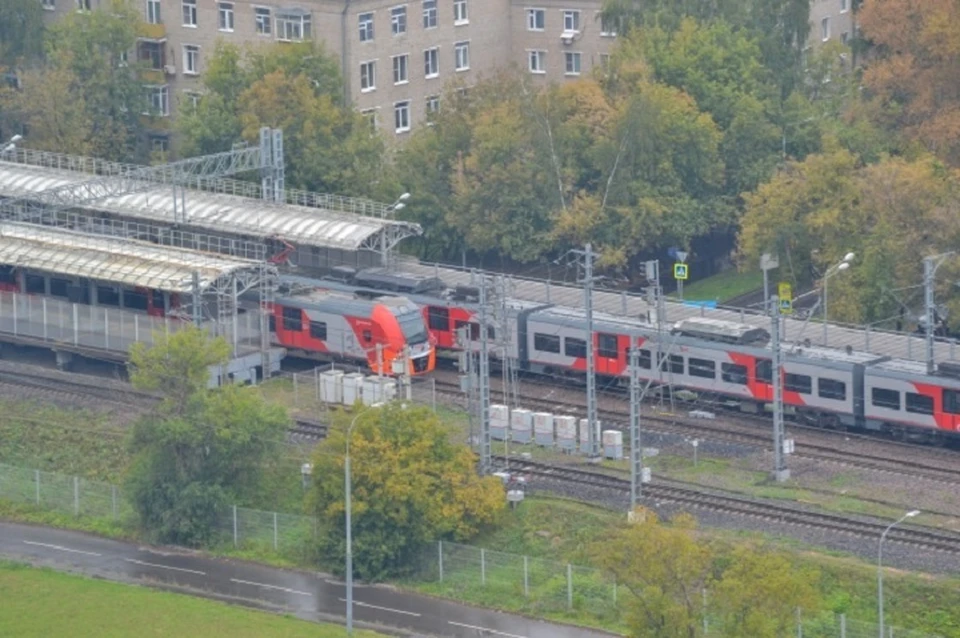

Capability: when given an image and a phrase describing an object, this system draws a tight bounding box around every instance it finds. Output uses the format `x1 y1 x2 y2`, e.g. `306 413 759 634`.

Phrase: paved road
0 522 615 638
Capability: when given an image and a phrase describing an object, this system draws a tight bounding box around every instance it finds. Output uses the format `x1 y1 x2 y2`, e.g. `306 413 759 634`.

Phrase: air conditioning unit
163 64 176 75
560 30 577 45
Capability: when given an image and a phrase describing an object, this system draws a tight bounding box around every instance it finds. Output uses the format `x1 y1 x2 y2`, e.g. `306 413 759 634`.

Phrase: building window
423 0 437 28
599 13 617 37
821 17 830 41
76 0 91 10
149 135 169 161
393 54 409 84
598 53 610 69
360 60 376 92
394 100 411 133
137 40 165 70
564 51 581 75
563 10 580 32
527 8 544 31
426 94 440 115
528 50 545 74
454 0 467 24
359 12 374 42
146 0 161 24
840 0 848 12
144 85 170 117
255 7 272 35
455 41 469 71
840 31 849 46
182 0 196 26
277 12 310 41
184 91 201 111
42 0 56 11
361 108 378 131
391 6 407 35
424 47 439 78
218 2 234 31
183 45 199 74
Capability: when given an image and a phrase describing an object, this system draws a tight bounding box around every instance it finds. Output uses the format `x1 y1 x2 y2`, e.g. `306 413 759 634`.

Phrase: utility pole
478 274 492 475
583 243 600 460
629 347 644 509
771 295 789 482
923 252 955 375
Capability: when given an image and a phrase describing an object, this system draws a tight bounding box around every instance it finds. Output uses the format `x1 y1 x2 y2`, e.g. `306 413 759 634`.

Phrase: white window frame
426 95 440 115
598 12 617 37
424 47 439 79
360 60 377 92
528 50 545 74
394 100 411 134
183 44 199 75
42 0 56 12
146 0 161 24
218 2 234 32
393 54 409 85
526 8 545 31
840 0 849 13
455 41 470 71
564 51 581 76
361 108 379 132
150 135 170 160
184 90 202 111
276 12 310 41
821 17 830 41
598 53 610 69
563 9 580 32
181 0 197 27
454 0 468 25
359 12 374 42
144 85 170 117
76 0 91 10
255 7 272 35
423 0 437 28
391 5 407 36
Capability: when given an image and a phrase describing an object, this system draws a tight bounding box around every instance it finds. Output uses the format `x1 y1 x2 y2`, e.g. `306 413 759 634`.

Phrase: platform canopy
0 158 421 252
0 222 263 294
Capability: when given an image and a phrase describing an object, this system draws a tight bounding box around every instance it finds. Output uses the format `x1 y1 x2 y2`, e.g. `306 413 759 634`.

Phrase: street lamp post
822 252 855 346
878 509 920 638
345 407 374 635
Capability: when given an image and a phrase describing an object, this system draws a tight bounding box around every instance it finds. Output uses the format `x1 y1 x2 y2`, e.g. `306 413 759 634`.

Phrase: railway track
433 376 960 484
504 457 960 554
0 368 158 408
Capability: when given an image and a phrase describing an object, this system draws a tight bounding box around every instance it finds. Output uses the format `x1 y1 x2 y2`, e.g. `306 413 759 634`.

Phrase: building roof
0 158 421 251
0 222 260 293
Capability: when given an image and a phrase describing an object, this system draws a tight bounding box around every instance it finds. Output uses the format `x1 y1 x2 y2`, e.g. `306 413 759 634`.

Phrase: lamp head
836 262 850 272
393 202 406 212
9 134 22 143
843 252 855 263
398 192 411 201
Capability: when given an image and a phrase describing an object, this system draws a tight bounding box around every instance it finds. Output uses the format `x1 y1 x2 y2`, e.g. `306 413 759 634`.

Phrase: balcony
138 22 166 40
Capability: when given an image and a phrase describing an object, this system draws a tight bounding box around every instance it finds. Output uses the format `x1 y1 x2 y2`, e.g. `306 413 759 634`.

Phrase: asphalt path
0 521 616 638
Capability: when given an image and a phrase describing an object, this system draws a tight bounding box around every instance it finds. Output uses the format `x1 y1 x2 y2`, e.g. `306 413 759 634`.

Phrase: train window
658 352 684 375
534 332 561 354
122 289 149 311
49 278 70 298
755 359 772 384
269 314 276 332
309 321 327 340
97 285 120 307
152 289 164 310
721 362 748 384
871 388 901 410
487 325 496 340
784 373 812 394
427 306 450 331
944 389 960 415
818 378 847 401
905 392 934 415
282 306 302 331
624 348 652 369
0 266 14 285
454 320 481 341
565 337 587 358
25 274 45 294
363 330 373 343
688 358 716 379
598 333 619 359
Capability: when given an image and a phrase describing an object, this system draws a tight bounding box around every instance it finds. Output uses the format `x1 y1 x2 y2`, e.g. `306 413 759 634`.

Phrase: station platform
0 291 284 385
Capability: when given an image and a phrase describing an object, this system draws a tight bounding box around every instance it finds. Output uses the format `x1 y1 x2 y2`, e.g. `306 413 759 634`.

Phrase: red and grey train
291 268 960 443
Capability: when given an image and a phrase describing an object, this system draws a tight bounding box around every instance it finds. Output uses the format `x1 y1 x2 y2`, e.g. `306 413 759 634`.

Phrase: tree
859 0 960 166
125 327 289 545
711 546 821 637
0 0 44 68
309 404 504 581
594 509 712 638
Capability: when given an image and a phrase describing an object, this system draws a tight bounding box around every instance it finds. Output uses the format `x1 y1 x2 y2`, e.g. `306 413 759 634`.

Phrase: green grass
0 560 383 638
672 268 764 303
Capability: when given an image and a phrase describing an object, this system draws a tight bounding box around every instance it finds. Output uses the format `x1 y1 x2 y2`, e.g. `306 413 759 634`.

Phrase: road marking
338 598 422 617
447 622 526 638
124 558 206 575
230 578 311 596
22 540 101 557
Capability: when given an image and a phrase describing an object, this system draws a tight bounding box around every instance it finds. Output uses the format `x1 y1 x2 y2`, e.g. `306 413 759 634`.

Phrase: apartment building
40 0 850 147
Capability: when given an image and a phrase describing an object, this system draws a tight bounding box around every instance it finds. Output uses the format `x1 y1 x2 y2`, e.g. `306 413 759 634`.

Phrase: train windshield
398 311 429 345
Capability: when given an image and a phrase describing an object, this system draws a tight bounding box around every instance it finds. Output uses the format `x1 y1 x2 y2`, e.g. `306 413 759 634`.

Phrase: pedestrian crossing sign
673 263 688 280
778 282 792 314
